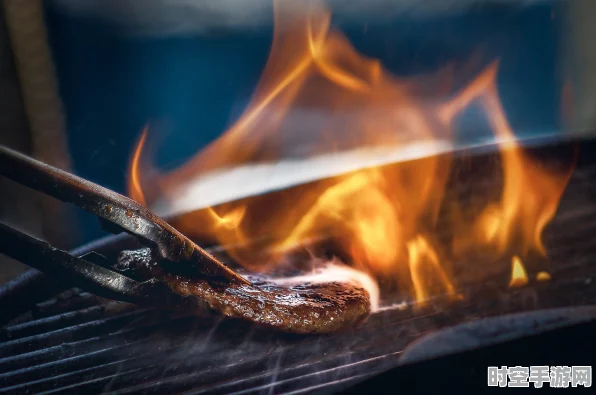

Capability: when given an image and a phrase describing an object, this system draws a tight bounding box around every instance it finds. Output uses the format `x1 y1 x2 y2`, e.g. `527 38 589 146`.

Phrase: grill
1 137 596 394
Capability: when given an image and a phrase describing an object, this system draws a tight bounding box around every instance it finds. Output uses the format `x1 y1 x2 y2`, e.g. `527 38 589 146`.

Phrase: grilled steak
117 248 371 334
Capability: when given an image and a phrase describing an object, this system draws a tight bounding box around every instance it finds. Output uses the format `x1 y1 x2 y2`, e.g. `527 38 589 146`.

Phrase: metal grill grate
1 140 596 394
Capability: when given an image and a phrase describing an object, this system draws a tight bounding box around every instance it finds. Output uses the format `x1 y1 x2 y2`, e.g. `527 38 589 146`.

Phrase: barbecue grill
2 0 596 393
1 137 595 394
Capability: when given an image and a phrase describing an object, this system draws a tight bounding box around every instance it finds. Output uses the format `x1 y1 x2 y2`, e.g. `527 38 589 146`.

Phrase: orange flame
128 126 148 206
536 271 551 282
129 0 574 305
509 256 529 288
406 235 459 304
446 64 574 257
276 169 402 274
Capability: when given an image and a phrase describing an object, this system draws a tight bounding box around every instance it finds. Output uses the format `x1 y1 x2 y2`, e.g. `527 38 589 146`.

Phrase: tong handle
0 222 190 306
0 145 248 285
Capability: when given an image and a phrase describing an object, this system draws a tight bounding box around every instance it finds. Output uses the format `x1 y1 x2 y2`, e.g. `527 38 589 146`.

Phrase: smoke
153 141 455 218
50 0 553 36
269 257 381 312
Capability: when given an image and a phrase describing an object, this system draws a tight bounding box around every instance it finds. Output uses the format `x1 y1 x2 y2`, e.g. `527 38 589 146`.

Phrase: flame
509 256 529 288
129 0 574 305
536 271 551 282
446 64 573 257
276 169 402 274
128 126 148 206
406 235 459 305
204 206 248 247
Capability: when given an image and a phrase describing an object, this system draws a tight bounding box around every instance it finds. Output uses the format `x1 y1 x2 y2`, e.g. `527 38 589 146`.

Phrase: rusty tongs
0 145 249 307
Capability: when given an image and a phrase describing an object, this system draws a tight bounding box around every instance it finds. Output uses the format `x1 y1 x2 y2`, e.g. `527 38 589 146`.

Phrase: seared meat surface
117 248 371 334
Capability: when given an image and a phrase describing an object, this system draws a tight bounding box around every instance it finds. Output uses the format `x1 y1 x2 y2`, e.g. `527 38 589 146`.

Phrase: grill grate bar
5 291 106 328
0 302 136 342
2 256 595 392
36 367 148 395
223 352 401 395
0 315 199 374
0 310 157 358
0 306 427 375
32 293 108 319
282 372 373 395
0 310 426 394
0 337 163 387
1 253 594 393
2 359 146 394
104 348 402 395
0 141 594 394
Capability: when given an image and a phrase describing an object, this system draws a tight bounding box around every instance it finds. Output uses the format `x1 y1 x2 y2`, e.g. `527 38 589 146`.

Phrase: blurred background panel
41 0 568 244
0 4 36 283
1 0 76 282
564 0 596 136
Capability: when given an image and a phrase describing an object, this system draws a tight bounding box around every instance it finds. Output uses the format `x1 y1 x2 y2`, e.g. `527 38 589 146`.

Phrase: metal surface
0 223 209 312
398 306 596 365
0 145 248 285
0 235 594 393
155 134 567 219
0 138 594 394
344 311 596 394
0 234 135 326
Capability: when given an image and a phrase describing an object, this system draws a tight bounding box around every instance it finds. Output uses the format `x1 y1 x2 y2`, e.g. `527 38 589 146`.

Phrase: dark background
42 1 562 243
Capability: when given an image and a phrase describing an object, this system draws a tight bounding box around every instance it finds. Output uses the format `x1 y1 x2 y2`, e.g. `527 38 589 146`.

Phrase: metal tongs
0 145 249 308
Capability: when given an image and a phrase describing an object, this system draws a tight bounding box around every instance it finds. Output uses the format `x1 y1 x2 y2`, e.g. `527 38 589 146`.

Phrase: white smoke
269 257 381 312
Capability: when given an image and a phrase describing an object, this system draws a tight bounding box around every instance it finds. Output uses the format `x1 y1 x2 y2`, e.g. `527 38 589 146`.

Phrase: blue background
43 1 562 243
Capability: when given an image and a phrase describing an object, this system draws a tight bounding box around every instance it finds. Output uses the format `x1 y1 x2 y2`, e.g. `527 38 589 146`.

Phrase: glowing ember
128 0 574 306
509 256 529 288
536 271 552 282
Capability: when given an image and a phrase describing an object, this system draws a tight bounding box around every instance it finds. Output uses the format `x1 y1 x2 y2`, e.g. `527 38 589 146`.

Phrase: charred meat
117 248 371 334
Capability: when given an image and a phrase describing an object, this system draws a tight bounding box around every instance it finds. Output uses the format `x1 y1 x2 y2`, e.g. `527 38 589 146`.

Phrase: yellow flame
128 0 574 304
128 126 148 206
509 256 529 288
406 235 458 305
446 64 573 258
204 206 248 247
536 271 551 282
277 170 401 274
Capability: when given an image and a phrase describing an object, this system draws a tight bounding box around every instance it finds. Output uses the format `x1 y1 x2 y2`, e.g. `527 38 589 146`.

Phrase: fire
204 206 248 247
445 64 573 257
276 169 402 274
128 0 573 306
536 271 552 282
509 256 529 288
406 235 459 304
128 126 148 206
